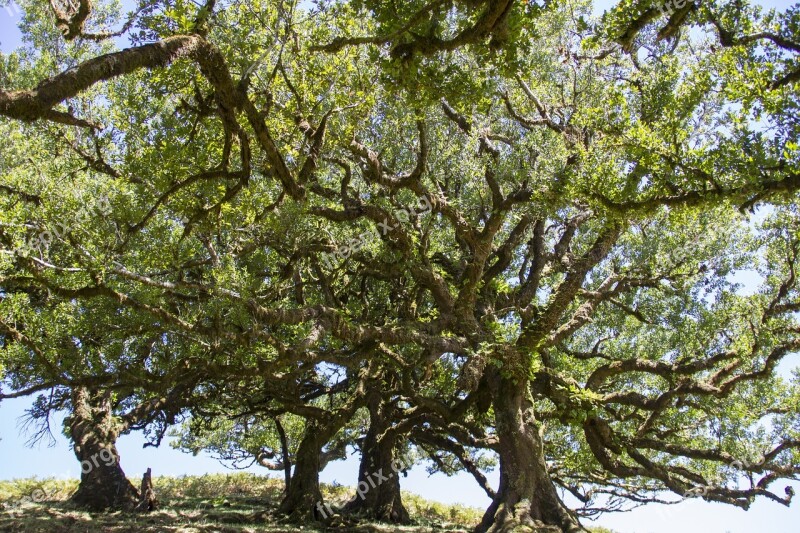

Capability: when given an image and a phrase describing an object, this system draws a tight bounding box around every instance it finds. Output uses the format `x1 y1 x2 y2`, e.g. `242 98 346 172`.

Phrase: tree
171 414 304 486
1 0 799 531
66 386 141 510
342 368 412 523
171 362 363 519
0 290 202 509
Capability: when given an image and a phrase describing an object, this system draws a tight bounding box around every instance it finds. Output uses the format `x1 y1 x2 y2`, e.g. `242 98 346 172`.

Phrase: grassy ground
0 474 617 532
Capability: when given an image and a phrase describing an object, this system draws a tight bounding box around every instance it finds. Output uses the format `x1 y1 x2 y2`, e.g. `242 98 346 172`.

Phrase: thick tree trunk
67 387 139 511
277 420 329 521
343 390 410 523
477 372 583 533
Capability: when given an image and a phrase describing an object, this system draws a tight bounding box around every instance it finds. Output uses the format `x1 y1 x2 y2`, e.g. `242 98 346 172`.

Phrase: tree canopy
1 0 799 531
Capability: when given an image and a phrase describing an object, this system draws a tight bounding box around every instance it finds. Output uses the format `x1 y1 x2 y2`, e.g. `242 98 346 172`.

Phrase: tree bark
0 36 204 121
275 417 292 491
135 468 158 511
343 389 410 523
477 371 584 533
67 387 139 511
276 419 331 521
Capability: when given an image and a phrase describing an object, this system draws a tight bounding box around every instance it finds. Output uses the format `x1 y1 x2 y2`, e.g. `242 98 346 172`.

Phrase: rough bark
343 388 410 523
67 387 139 511
0 36 205 122
476 371 584 533
276 419 333 522
135 468 158 511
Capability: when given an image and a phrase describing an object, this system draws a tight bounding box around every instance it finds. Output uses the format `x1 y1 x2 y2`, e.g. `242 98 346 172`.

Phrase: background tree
171 413 305 487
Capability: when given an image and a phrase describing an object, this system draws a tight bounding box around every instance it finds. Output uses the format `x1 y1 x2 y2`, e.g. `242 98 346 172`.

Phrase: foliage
0 0 799 530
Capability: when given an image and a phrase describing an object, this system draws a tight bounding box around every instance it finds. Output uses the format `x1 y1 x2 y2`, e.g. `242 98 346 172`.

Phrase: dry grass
0 473 479 532
0 474 617 532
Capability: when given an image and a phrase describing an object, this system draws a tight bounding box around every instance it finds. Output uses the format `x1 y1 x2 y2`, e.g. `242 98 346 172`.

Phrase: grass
0 473 482 532
0 474 616 532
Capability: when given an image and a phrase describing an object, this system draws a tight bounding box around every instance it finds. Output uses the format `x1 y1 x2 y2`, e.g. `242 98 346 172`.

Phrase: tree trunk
277 420 328 521
275 417 292 491
135 468 158 511
343 389 410 523
67 387 139 511
477 371 583 533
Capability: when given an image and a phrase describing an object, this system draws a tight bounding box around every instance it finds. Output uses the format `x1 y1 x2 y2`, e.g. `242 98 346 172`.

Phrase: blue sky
1 1 799 532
